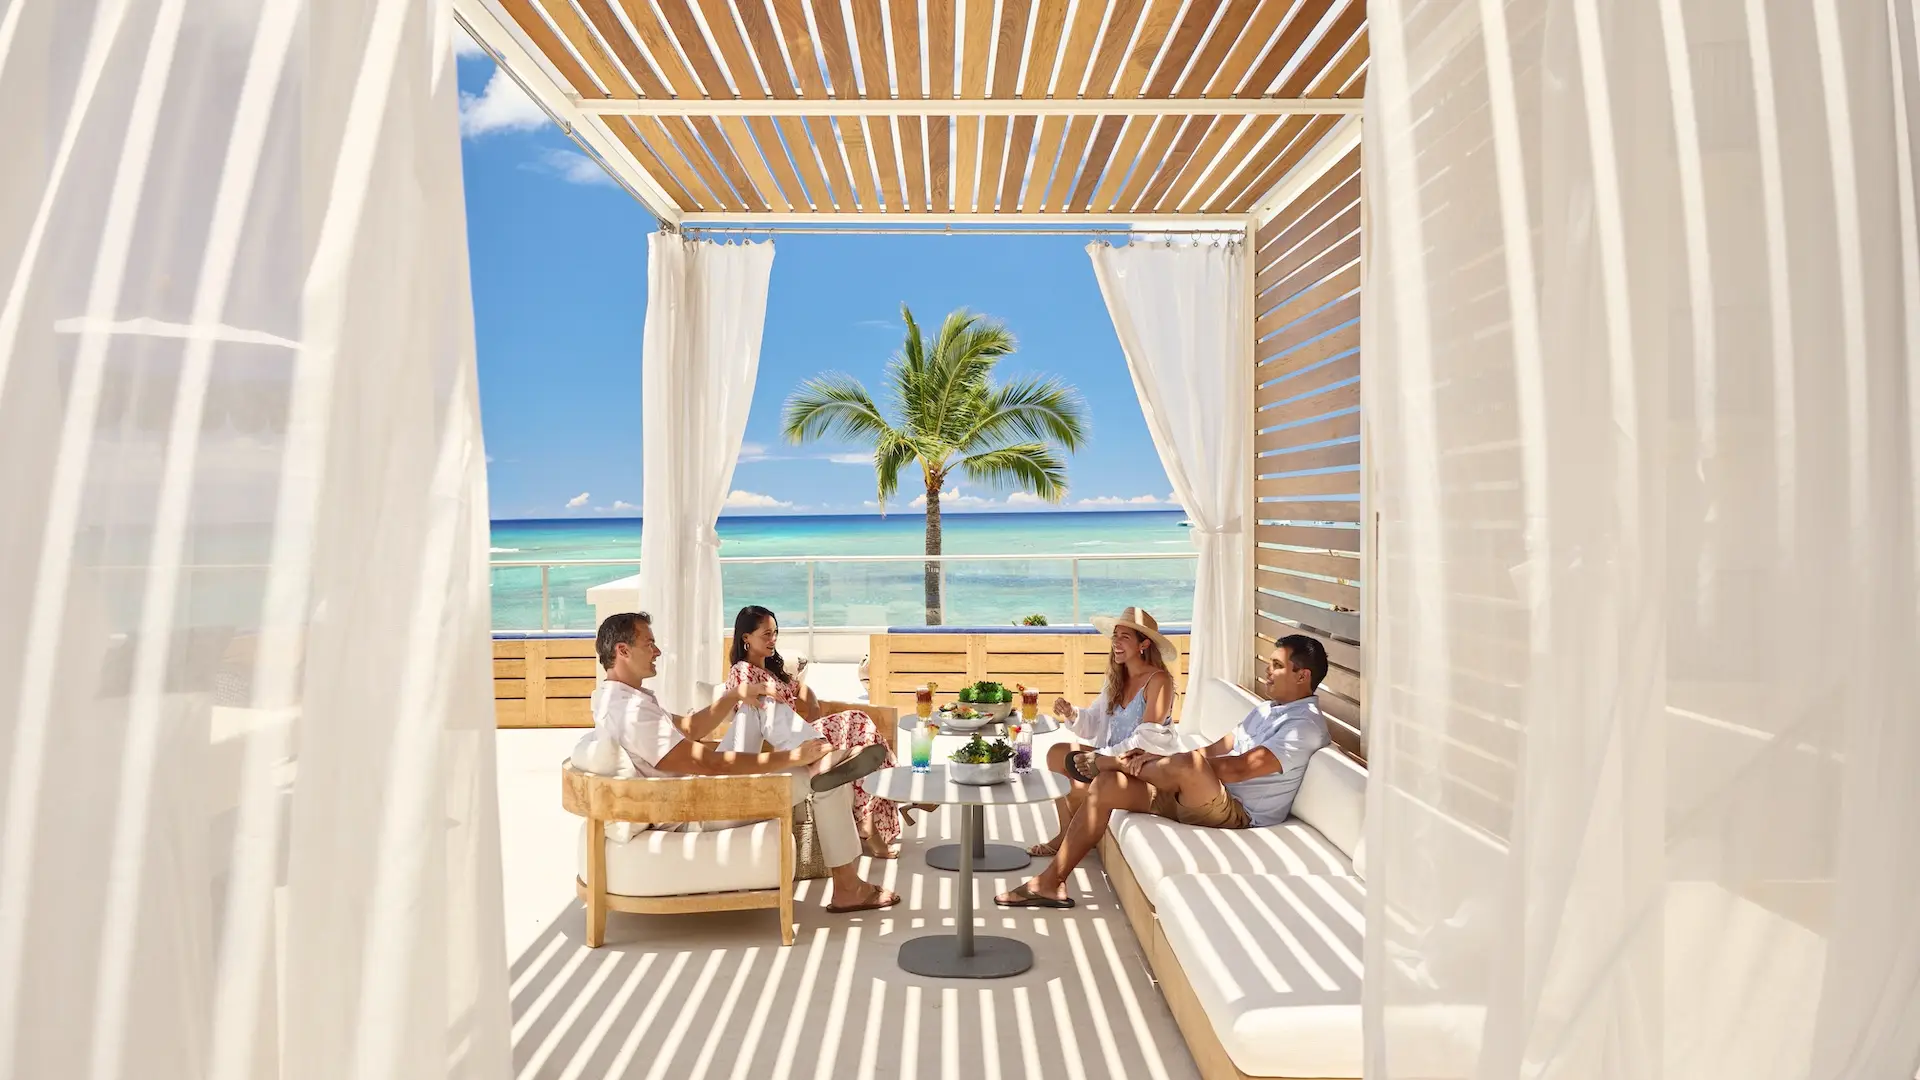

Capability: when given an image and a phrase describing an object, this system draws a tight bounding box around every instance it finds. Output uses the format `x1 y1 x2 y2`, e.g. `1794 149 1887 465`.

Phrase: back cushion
1192 677 1265 741
1291 747 1367 858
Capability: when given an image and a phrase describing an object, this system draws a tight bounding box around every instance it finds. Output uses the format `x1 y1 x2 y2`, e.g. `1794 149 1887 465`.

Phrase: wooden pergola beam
569 96 1364 118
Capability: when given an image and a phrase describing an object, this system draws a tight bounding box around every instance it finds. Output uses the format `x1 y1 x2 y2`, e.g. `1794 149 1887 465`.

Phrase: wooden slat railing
866 631 1192 722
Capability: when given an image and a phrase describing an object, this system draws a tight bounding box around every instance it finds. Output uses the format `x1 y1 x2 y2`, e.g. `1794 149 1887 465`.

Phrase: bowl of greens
955 679 1015 721
948 735 1015 786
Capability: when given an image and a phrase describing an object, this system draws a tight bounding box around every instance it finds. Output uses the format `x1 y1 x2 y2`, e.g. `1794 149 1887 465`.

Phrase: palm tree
783 305 1089 625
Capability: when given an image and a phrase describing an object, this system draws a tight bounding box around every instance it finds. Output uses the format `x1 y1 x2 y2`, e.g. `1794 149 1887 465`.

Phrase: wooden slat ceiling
474 0 1366 219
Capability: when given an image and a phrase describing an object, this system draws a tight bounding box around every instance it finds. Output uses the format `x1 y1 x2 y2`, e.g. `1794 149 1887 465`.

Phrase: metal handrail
489 551 1200 633
486 552 1197 567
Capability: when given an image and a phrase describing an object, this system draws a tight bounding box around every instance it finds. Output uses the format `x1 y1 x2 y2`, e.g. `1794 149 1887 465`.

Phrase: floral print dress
727 660 902 844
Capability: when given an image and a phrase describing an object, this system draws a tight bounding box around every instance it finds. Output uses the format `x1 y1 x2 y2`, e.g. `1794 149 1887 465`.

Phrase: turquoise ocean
489 511 1197 631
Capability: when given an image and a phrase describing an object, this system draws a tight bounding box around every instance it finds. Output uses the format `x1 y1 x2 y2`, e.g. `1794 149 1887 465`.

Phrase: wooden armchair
561 764 796 947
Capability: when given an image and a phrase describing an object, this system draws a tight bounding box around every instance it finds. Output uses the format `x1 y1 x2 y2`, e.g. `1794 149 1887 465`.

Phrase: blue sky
456 42 1175 521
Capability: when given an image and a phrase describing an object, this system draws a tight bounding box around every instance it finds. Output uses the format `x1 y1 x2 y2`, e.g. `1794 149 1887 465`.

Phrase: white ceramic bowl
948 759 1013 786
938 706 996 731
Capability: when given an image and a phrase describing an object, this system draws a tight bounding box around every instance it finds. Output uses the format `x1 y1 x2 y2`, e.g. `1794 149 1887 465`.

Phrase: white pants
659 768 859 869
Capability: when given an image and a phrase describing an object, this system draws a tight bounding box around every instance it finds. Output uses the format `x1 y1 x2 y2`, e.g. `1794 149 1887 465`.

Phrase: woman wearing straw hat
1026 607 1179 857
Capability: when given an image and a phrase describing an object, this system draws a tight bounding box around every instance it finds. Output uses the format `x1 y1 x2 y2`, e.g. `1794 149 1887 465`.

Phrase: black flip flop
1061 750 1099 786
826 887 901 914
995 883 1075 909
811 743 889 793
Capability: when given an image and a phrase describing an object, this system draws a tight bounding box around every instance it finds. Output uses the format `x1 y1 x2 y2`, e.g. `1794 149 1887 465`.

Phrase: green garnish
949 734 1015 764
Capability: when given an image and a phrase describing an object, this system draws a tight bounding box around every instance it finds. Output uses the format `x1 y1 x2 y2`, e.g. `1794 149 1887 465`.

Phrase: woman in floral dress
728 605 904 858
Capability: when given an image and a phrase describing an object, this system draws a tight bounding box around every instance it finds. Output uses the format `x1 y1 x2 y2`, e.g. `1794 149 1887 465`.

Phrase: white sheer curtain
0 2 509 1079
635 235 775 714
1088 239 1253 729
1364 1 1920 1077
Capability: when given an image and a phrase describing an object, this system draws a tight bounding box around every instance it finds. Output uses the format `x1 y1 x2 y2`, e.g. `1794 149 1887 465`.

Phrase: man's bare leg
827 863 897 909
999 770 1151 904
1131 750 1228 808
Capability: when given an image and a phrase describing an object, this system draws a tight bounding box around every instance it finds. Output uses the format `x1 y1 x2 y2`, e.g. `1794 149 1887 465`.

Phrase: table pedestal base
896 934 1033 979
926 843 1029 872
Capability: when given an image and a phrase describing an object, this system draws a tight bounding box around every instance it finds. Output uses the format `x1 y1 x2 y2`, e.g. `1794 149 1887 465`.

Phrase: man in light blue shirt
996 634 1334 909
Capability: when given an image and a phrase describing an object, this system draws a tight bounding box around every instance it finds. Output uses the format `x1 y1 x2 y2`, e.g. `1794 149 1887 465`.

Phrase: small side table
867 765 1073 979
922 714 1062 871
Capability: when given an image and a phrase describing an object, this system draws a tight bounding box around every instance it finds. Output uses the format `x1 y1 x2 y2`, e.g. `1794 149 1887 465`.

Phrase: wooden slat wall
494 636 731 728
869 632 1192 721
1253 144 1364 755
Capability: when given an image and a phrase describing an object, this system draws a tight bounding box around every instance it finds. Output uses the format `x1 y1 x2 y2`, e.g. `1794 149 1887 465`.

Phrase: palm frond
871 430 919 513
782 375 897 445
925 310 1015 445
955 443 1069 501
958 374 1090 452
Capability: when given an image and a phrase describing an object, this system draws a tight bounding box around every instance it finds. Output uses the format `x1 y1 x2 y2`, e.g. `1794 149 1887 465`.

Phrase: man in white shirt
593 612 899 913
995 635 1333 909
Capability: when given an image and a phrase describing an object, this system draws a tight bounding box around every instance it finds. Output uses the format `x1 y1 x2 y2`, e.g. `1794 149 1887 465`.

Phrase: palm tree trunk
923 482 943 626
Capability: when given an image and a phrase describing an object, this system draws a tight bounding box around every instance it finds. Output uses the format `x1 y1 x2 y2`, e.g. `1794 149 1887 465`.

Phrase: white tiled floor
495 727 1199 1080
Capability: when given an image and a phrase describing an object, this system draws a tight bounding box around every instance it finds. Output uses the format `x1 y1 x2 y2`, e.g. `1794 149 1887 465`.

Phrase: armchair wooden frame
561 764 796 947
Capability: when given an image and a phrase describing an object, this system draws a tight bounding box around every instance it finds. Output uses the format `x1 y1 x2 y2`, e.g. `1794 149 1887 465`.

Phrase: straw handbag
790 798 830 880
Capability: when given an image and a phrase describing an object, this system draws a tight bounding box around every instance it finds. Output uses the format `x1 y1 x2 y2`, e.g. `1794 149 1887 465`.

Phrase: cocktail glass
910 724 935 773
915 684 934 721
1012 738 1034 774
1019 686 1039 722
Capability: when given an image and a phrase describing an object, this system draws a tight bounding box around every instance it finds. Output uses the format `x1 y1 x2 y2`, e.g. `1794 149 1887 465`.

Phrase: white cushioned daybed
1097 678 1373 1080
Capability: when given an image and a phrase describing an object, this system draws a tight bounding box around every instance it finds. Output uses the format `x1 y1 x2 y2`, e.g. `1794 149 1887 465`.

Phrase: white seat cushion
1112 810 1353 902
1156 873 1487 1078
1154 873 1367 1078
577 819 783 898
1291 746 1367 858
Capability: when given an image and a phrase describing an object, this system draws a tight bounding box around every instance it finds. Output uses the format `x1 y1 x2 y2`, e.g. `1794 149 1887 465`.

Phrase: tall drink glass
910 724 935 773
1019 686 1039 723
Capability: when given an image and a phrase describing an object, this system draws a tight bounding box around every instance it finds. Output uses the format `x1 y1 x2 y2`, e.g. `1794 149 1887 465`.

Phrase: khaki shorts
1147 783 1252 830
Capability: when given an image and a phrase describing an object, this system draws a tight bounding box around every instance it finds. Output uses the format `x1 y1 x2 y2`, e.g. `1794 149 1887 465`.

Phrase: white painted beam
573 96 1364 118
453 0 683 223
676 211 1251 227
1248 116 1363 228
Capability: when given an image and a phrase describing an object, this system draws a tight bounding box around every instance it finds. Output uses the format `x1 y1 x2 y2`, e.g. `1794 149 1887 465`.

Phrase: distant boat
1178 519 1192 527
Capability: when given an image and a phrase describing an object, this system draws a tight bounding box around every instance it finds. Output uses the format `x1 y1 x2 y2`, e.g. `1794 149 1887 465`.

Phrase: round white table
900 714 1065 871
919 712 1063 738
867 764 1074 979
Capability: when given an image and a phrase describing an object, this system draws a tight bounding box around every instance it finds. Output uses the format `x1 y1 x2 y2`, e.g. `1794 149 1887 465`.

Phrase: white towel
1105 721 1211 756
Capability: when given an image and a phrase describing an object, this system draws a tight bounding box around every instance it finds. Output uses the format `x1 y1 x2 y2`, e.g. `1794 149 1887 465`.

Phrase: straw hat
1090 607 1180 667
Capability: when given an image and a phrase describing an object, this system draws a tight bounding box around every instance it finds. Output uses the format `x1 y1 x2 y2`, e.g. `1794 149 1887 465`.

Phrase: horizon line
491 506 1189 524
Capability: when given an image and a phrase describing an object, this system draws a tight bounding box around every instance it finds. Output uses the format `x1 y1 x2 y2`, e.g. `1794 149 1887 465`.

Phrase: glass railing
487 552 1200 633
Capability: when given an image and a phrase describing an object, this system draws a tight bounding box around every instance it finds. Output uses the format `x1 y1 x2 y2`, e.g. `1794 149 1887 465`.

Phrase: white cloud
566 491 590 509
1075 494 1165 508
910 487 996 509
526 148 613 187
610 500 639 512
824 451 873 465
460 67 546 137
1005 491 1048 507
454 25 487 59
724 490 793 510
738 441 772 463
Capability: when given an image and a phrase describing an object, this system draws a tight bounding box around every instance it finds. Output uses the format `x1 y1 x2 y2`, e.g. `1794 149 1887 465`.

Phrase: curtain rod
674 225 1247 237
